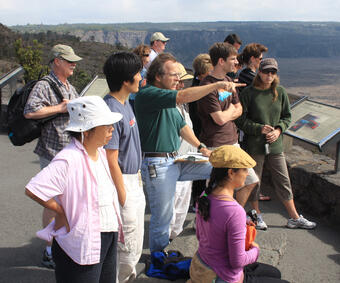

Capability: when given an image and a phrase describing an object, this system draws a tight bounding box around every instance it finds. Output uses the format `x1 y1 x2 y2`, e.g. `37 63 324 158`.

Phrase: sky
1 0 340 26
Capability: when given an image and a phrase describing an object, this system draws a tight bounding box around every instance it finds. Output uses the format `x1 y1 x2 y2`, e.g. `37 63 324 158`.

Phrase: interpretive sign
285 97 340 149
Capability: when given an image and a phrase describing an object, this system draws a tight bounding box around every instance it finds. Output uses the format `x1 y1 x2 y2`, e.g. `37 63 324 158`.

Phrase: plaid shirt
24 72 79 161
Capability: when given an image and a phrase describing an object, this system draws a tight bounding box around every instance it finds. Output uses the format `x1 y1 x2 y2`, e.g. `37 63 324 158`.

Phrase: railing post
0 87 2 115
335 141 340 173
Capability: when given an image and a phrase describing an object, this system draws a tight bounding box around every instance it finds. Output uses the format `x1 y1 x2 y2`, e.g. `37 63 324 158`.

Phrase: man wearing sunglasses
146 32 170 69
24 44 82 269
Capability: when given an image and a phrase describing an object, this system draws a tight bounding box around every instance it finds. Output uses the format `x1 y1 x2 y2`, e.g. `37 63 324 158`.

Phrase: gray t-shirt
104 95 142 174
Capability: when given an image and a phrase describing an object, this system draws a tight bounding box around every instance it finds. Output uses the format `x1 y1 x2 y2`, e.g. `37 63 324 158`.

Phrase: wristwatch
197 143 207 151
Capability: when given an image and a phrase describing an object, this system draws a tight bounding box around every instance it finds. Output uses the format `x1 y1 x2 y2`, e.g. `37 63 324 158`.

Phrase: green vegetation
14 38 47 83
69 68 91 93
12 36 93 92
1 24 130 92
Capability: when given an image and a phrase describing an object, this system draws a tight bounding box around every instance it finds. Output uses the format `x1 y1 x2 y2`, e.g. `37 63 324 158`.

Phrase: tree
14 38 47 83
68 68 92 94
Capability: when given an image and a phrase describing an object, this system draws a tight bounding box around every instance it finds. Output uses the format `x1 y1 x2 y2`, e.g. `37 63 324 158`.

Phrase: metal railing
0 66 24 89
0 66 25 102
0 66 25 129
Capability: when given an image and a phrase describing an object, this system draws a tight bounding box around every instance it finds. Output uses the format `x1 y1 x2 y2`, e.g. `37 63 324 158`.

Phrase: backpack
7 77 64 146
145 250 192 281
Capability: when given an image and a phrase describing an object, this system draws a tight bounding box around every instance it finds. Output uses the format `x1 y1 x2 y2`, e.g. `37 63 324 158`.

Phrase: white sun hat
65 96 123 132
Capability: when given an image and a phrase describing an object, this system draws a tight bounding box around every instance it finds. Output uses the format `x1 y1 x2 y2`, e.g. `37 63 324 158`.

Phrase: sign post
336 141 340 173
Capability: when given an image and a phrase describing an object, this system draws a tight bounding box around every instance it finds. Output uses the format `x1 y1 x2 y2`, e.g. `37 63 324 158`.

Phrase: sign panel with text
285 98 340 149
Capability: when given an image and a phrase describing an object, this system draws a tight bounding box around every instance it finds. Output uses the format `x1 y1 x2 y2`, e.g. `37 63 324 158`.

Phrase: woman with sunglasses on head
130 44 151 110
25 96 124 283
236 58 316 231
189 145 289 283
237 43 268 94
133 44 151 83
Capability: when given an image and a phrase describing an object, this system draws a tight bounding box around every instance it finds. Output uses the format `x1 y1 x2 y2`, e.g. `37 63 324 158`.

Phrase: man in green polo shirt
134 53 245 253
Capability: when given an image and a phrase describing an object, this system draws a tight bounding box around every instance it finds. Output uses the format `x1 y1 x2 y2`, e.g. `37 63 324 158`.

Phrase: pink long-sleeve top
196 196 259 283
26 138 123 265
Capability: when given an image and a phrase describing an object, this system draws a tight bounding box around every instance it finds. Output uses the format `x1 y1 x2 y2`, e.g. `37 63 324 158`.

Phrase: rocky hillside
72 29 148 49
0 23 129 85
11 22 340 67
0 24 20 60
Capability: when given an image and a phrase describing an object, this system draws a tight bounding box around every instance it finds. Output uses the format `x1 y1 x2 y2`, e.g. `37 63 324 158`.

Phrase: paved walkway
0 133 339 283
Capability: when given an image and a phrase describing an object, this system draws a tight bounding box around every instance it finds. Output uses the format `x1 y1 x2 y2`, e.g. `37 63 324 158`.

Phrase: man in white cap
146 32 170 68
24 44 82 268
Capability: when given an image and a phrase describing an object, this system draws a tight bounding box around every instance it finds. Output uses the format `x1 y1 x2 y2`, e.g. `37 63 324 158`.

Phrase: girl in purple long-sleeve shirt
191 145 289 283
197 195 258 282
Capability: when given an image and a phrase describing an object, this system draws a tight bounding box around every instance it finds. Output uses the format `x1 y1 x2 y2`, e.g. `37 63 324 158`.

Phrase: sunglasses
261 69 277 75
59 57 74 64
142 53 150 57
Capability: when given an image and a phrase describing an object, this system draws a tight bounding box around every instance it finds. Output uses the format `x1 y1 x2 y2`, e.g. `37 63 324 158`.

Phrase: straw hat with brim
209 145 256 168
65 96 122 132
177 62 194 80
150 32 170 42
50 44 82 62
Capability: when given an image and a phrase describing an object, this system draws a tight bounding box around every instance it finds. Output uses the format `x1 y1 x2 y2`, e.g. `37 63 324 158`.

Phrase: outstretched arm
176 81 246 104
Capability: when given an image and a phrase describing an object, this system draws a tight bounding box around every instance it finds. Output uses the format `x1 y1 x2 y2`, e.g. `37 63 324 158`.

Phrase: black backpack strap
40 77 65 103
36 77 66 124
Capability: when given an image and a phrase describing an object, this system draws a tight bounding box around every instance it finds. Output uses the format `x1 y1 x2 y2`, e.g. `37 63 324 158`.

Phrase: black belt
143 151 178 158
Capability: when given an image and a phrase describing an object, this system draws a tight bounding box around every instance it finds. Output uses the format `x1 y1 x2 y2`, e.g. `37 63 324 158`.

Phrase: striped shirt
24 72 79 161
238 68 256 94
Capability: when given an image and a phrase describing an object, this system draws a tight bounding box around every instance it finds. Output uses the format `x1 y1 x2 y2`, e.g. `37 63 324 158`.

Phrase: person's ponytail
197 168 230 221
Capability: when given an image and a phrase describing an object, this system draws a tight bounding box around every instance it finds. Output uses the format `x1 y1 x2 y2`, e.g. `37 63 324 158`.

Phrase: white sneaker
286 215 316 229
256 214 268 230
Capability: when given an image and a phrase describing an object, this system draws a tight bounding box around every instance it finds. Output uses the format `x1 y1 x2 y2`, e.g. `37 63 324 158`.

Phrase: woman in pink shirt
25 96 123 283
190 145 289 283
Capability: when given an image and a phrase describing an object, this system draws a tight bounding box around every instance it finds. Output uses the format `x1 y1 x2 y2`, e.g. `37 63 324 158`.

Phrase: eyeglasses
142 53 150 57
261 69 277 75
163 72 181 78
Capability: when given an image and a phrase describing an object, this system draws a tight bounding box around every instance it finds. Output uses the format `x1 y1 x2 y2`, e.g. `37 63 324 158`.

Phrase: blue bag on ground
145 250 192 281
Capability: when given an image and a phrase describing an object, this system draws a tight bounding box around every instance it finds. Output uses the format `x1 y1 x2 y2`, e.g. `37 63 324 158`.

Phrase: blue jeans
141 157 212 252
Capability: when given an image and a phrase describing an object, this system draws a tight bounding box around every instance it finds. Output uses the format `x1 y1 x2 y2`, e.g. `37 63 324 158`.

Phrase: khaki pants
170 180 193 239
118 172 146 283
249 153 293 202
187 253 216 283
